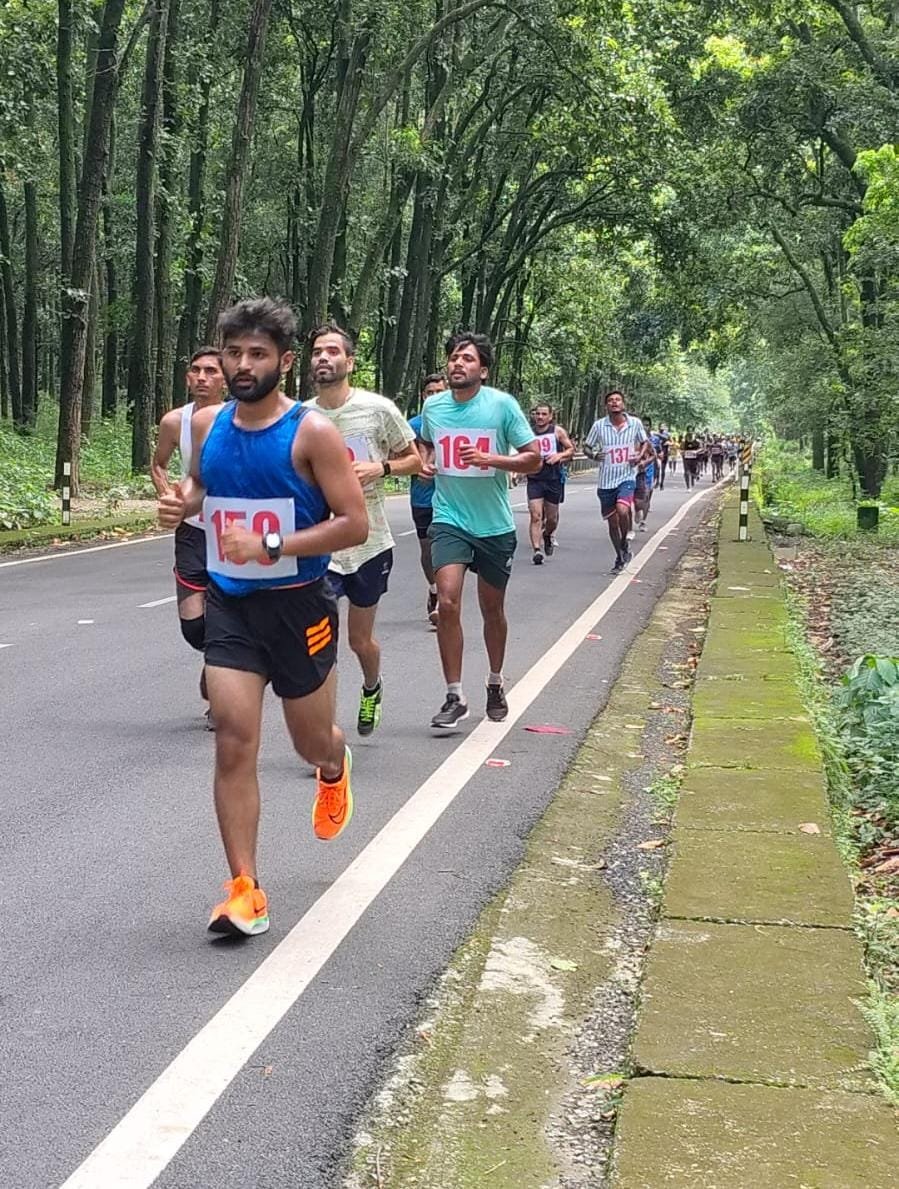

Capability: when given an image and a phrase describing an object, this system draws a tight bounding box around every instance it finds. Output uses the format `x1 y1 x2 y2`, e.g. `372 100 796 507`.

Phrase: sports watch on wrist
263 531 283 562
382 461 392 477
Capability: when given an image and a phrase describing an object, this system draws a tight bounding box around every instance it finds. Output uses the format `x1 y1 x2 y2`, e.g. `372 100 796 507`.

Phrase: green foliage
754 442 899 541
834 656 899 851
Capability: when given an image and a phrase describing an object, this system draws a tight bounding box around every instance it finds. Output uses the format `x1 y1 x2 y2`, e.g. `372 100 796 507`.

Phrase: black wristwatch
263 531 283 562
382 461 392 477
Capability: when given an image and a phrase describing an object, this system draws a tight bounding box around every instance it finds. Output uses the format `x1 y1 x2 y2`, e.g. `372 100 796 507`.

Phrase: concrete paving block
677 766 830 833
689 715 820 770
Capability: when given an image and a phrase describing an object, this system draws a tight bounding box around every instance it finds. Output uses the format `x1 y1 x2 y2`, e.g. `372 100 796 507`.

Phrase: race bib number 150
434 429 497 477
203 496 299 580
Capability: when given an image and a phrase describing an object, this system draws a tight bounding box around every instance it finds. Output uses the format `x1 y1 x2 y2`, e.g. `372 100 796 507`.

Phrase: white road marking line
0 643 13 649
139 595 177 608
397 528 417 537
59 479 720 1189
0 532 173 569
77 620 95 625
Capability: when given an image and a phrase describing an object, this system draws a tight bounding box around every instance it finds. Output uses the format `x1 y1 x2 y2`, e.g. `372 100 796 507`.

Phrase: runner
527 402 575 564
668 435 679 475
710 435 725 481
409 372 446 626
418 331 540 729
657 423 671 489
634 416 662 533
305 325 421 736
156 297 368 936
150 346 226 729
585 391 650 573
682 426 701 489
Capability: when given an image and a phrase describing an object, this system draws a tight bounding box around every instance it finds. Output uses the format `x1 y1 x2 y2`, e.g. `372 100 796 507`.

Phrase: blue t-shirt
420 386 535 537
408 414 434 509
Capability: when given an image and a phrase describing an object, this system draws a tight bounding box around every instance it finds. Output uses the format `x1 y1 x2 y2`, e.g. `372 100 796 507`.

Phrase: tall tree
129 0 170 472
203 0 274 340
0 170 22 426
153 0 182 420
21 173 39 428
55 0 128 490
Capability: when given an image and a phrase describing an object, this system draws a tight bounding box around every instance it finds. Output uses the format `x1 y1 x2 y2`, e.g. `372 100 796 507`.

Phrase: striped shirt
586 415 648 489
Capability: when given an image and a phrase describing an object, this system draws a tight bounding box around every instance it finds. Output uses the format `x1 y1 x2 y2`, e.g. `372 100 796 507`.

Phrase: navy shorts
526 476 563 505
598 480 636 519
327 548 393 608
174 521 208 591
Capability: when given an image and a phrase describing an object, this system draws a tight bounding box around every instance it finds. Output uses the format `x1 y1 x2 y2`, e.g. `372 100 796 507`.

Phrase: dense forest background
0 0 896 496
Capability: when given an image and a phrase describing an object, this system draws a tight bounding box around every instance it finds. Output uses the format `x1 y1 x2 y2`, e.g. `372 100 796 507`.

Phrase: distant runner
634 416 662 533
527 402 574 564
151 346 226 728
682 427 701 489
157 298 367 937
419 332 540 729
585 391 650 573
305 325 421 736
409 372 447 626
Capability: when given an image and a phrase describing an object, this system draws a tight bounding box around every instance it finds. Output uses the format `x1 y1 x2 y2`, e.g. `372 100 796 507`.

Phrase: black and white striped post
61 461 72 526
738 442 752 541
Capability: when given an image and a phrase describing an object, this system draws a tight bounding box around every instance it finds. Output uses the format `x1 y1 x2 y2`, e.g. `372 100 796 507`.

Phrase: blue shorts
598 480 635 519
326 548 393 608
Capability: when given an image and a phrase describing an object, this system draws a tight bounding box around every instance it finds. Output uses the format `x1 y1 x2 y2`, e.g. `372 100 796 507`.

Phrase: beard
311 359 349 387
227 365 282 403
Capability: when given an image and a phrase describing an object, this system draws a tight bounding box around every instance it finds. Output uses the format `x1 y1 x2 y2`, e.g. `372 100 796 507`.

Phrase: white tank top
180 401 202 528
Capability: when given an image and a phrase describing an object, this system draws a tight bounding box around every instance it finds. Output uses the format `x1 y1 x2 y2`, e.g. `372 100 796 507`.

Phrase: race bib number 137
203 496 299 580
434 429 497 477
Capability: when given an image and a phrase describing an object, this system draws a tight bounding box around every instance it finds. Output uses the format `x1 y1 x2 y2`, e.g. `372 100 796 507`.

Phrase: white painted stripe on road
0 532 173 569
397 528 417 537
59 479 722 1189
139 595 177 608
0 643 12 649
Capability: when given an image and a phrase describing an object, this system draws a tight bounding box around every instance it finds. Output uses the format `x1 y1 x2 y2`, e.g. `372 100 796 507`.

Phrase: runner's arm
157 406 219 526
463 439 541 473
150 411 180 496
548 425 575 465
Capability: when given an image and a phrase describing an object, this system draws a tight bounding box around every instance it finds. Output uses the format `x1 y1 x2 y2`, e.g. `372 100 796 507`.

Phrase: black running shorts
204 578 338 699
174 522 208 591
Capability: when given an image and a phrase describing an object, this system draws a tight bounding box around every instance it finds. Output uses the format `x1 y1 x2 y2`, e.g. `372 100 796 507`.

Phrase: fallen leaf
798 822 821 835
637 839 665 850
582 1072 625 1088
550 958 578 972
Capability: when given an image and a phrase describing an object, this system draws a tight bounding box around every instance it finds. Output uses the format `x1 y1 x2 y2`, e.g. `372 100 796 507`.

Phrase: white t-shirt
303 387 414 575
586 415 648 489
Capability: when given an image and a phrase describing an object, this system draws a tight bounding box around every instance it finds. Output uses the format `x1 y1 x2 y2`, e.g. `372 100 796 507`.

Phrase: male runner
710 435 725 481
305 325 420 735
409 372 446 625
419 331 540 729
585 391 650 573
681 427 701 489
157 298 367 937
657 423 671 489
151 347 226 728
527 402 574 564
634 416 662 533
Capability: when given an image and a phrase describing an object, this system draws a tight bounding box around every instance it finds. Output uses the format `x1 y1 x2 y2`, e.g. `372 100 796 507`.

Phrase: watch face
264 532 281 550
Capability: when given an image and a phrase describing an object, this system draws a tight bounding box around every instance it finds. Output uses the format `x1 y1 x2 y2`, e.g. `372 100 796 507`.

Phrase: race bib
537 433 558 458
434 429 497 477
606 445 631 465
203 496 298 580
684 450 698 460
344 433 371 463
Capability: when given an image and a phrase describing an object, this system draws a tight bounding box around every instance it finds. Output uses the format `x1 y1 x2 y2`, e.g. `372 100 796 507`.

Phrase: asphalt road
0 470 721 1189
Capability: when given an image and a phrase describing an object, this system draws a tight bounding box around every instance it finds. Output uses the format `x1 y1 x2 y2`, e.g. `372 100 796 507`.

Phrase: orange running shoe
207 874 270 936
313 746 353 840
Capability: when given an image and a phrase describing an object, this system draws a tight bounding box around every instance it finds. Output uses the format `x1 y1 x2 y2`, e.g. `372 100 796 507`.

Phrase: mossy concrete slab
633 920 873 1090
692 676 807 720
664 829 852 926
695 648 797 682
677 767 830 833
699 625 792 662
707 595 789 628
689 715 820 770
611 1078 899 1189
714 583 783 600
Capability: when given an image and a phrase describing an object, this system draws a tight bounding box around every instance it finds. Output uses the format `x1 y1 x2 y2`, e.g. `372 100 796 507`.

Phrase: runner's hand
354 460 384 487
221 526 265 564
157 482 186 529
545 452 563 466
419 461 436 480
459 444 491 469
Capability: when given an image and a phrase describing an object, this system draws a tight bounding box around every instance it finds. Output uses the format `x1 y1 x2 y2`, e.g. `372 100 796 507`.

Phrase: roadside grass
753 441 899 542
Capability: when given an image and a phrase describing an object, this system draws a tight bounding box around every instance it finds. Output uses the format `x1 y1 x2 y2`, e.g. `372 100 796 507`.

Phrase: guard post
62 461 72 526
738 441 752 541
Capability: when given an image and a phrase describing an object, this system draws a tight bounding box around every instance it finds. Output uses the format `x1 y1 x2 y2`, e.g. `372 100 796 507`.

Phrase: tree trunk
55 0 128 491
203 0 273 340
101 113 118 418
128 0 169 474
57 0 78 281
811 427 825 471
0 174 22 426
0 278 8 419
81 267 99 437
154 0 182 420
173 0 219 399
21 178 39 429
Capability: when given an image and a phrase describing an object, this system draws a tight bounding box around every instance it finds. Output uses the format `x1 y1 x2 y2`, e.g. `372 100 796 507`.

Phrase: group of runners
151 299 733 937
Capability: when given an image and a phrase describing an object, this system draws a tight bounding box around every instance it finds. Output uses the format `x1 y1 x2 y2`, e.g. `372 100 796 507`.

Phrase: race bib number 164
434 429 497 477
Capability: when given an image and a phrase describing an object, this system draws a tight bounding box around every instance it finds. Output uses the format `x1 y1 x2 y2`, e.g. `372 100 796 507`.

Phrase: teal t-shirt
420 385 535 537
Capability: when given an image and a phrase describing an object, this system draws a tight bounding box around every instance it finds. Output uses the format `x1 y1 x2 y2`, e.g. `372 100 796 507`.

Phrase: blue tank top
200 402 330 596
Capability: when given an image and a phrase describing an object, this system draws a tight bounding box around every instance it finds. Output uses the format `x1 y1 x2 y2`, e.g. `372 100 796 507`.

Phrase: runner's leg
477 574 508 677
347 601 381 689
528 496 545 558
435 563 467 684
281 668 346 780
206 665 266 879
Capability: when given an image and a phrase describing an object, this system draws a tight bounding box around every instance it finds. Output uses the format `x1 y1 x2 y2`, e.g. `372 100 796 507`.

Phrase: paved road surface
0 473 720 1188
